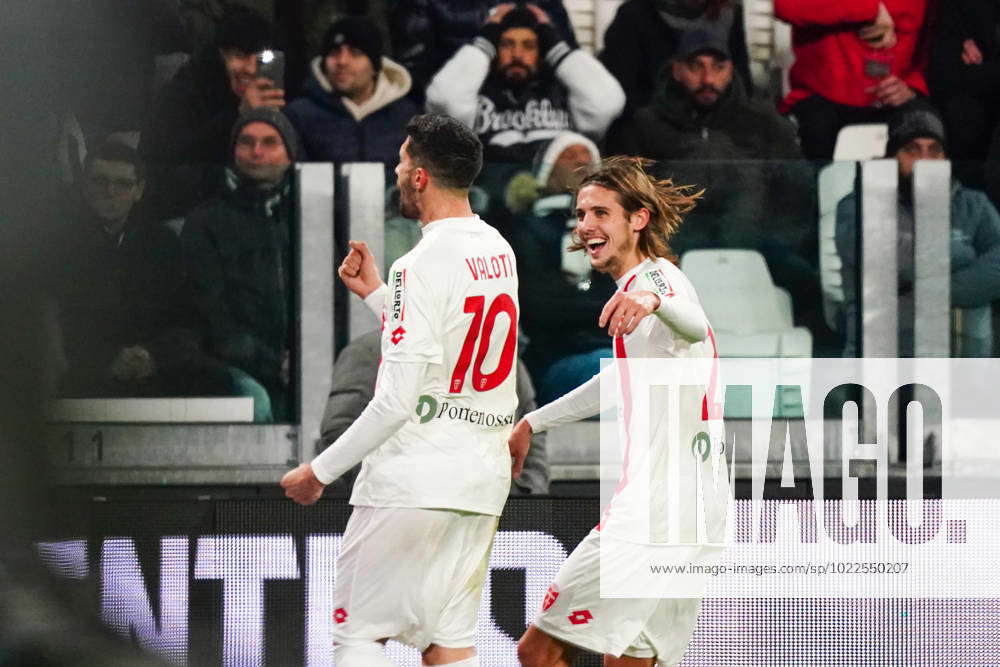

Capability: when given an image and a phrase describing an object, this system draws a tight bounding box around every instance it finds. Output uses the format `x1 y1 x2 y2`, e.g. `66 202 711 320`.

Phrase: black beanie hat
498 6 540 31
321 17 383 73
230 108 301 162
214 6 273 54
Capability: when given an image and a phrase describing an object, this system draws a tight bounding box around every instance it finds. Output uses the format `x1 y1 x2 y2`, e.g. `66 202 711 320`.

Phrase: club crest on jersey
541 584 560 612
645 269 674 299
391 269 406 321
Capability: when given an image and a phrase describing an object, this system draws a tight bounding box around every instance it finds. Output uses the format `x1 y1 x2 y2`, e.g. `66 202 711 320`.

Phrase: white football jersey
600 257 727 545
350 216 520 516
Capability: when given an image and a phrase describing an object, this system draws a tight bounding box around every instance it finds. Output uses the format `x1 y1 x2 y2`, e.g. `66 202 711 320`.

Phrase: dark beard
500 63 534 86
398 185 420 219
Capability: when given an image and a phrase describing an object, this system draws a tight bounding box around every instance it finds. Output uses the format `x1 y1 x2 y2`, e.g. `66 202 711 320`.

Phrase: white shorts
534 529 702 666
331 505 498 652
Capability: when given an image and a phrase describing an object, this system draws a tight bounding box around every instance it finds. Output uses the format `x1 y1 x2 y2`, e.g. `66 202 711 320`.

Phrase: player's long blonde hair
568 156 703 264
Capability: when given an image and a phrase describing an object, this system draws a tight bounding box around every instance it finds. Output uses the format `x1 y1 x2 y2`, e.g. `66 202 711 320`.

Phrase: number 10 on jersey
450 294 517 393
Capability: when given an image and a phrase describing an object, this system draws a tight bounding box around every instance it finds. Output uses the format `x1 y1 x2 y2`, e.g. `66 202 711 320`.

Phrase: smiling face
324 44 376 103
220 48 259 97
574 184 649 280
233 121 290 183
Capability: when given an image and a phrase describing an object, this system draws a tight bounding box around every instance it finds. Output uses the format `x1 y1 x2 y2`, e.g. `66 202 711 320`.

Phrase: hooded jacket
608 74 801 160
181 167 294 390
284 56 419 168
599 0 751 120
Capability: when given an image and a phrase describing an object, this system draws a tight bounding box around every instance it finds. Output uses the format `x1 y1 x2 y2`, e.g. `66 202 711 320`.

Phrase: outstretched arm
281 359 426 504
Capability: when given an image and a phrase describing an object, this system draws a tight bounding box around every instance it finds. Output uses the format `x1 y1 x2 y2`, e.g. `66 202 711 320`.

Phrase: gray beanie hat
230 108 302 162
886 104 947 157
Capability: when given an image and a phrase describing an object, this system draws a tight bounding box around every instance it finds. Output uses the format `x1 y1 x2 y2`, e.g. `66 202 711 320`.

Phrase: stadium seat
833 123 888 160
817 161 857 332
744 0 788 94
680 248 812 358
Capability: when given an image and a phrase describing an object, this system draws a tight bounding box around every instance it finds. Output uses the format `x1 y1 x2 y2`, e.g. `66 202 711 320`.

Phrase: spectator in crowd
285 16 419 172
608 29 818 332
390 0 577 104
51 140 231 398
318 330 549 495
140 6 282 220
600 0 750 126
426 4 624 165
502 132 617 404
929 0 1000 161
607 28 800 160
182 109 300 422
775 0 930 160
837 104 1000 357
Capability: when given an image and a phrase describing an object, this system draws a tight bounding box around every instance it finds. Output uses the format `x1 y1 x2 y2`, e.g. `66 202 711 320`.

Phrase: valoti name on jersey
465 253 515 281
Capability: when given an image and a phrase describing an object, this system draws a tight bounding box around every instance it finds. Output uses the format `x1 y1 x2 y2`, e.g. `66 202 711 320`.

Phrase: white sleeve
311 359 426 484
364 284 387 318
654 295 709 343
425 43 490 129
524 368 605 432
552 49 626 140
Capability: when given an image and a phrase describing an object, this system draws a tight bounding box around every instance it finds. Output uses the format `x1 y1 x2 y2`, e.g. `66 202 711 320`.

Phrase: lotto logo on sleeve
568 610 593 625
390 326 406 345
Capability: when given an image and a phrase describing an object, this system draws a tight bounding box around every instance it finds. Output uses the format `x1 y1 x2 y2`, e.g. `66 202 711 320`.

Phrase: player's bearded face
395 139 421 219
574 184 645 280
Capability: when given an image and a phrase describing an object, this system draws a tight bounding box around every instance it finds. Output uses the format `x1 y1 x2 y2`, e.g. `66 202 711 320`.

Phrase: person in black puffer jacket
284 16 419 173
181 109 300 422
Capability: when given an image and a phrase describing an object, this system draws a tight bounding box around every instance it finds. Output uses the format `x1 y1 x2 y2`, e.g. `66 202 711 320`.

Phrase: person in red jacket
775 0 930 159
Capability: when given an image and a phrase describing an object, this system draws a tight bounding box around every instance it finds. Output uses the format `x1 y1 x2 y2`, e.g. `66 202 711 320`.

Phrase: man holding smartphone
139 6 286 220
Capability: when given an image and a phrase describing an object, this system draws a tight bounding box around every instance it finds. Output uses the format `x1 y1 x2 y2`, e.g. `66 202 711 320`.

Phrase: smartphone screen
257 49 285 90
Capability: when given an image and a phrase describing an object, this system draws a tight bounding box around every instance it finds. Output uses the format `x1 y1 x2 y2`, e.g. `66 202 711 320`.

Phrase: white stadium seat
680 248 812 358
